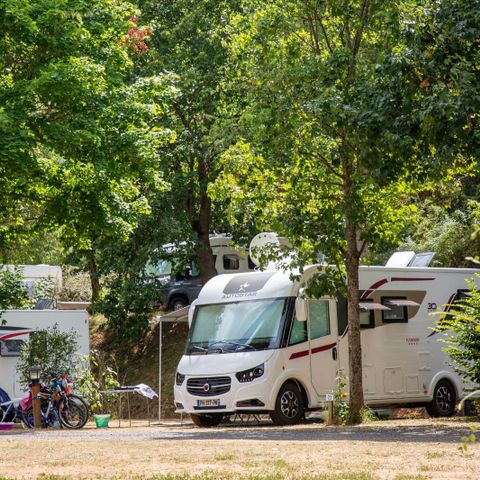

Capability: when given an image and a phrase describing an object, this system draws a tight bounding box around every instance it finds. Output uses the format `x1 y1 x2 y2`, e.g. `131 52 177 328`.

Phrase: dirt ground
0 418 479 480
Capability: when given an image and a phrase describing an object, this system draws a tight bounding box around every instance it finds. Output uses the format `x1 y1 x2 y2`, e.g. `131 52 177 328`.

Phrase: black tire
426 380 457 417
190 413 224 428
169 296 188 311
270 381 304 426
58 395 89 429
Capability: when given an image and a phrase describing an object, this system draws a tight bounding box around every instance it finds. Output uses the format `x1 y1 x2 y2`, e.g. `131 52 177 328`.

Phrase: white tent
157 306 189 422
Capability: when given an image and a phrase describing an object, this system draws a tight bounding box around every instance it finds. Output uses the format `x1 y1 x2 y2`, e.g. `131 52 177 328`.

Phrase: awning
157 305 190 323
359 302 390 311
384 299 420 307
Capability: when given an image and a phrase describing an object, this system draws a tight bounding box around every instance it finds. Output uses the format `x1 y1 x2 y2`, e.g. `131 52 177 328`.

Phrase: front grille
187 376 231 397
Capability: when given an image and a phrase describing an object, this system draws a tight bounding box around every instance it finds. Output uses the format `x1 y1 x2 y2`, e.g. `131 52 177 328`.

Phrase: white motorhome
0 310 89 400
174 264 479 426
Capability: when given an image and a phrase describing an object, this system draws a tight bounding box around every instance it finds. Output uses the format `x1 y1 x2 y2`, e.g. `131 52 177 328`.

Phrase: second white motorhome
0 310 89 401
174 264 479 426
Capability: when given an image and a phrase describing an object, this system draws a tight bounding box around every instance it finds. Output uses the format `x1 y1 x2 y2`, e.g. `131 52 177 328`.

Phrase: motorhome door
308 299 339 397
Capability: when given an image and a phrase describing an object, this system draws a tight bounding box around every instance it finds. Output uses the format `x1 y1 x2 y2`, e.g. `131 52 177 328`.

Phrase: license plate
196 399 220 407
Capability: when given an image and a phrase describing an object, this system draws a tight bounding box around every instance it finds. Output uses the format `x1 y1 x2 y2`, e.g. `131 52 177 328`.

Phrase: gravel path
1 418 474 443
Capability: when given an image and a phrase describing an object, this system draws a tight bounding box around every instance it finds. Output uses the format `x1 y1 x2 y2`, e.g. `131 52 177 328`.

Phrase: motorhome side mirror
295 297 307 322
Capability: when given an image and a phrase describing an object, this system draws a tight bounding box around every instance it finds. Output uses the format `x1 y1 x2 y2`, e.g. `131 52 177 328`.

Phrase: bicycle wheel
21 407 34 429
21 403 58 428
58 395 88 429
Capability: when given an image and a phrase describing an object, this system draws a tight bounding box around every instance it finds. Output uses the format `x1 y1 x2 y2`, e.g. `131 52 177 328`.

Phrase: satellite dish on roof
249 232 291 267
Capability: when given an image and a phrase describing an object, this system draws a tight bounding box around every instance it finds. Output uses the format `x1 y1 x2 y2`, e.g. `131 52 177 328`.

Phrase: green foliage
460 425 477 454
0 0 176 302
437 277 480 386
98 274 162 340
16 324 79 386
332 371 350 424
0 267 31 313
75 350 120 414
371 201 480 267
0 266 56 321
331 371 377 424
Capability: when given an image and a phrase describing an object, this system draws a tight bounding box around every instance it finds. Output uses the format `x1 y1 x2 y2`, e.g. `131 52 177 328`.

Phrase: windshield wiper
208 341 257 352
188 345 208 354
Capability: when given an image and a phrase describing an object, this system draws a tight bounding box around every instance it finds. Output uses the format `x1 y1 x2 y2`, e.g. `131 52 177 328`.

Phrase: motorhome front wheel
270 382 304 426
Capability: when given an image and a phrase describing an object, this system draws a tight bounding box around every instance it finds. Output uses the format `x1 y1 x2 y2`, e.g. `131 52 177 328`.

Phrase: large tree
135 0 244 284
1 1 175 299
217 0 476 422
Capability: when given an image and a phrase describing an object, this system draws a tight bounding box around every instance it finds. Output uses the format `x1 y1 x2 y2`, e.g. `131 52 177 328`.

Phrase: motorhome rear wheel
426 379 456 418
270 382 304 426
190 413 224 428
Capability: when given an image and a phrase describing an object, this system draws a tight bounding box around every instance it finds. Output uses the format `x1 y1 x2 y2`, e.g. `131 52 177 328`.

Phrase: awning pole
158 318 162 423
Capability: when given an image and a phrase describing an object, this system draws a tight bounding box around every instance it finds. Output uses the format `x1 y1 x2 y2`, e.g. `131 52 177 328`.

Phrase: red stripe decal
311 342 337 355
290 342 337 360
363 277 435 299
289 349 309 360
427 293 456 338
0 331 31 341
361 279 389 298
391 277 435 282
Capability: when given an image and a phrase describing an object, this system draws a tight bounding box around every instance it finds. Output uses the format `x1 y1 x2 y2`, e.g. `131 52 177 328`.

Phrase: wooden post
326 393 334 425
31 373 42 428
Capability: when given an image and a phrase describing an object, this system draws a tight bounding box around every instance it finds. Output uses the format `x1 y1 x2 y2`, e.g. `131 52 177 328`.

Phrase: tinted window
381 297 408 323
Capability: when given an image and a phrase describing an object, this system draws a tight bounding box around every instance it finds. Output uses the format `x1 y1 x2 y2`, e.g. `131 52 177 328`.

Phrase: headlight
236 364 264 383
176 372 185 386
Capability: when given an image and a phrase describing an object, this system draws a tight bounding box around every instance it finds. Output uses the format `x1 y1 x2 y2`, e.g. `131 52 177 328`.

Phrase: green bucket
94 414 111 428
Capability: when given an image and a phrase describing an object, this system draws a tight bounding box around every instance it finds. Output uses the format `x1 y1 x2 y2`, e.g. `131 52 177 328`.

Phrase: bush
0 266 56 320
0 266 31 312
16 324 79 386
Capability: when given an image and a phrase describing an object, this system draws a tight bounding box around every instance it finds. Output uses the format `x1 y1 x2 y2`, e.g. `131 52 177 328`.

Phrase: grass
1 420 479 479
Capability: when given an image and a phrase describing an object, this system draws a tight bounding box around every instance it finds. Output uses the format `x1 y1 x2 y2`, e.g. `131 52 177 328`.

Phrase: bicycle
21 375 89 429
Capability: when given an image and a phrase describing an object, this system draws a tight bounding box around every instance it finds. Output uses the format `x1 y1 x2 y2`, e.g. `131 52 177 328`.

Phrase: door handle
332 347 337 361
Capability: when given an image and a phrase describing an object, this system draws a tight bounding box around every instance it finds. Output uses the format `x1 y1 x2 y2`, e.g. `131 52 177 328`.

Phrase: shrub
16 324 79 386
437 277 480 386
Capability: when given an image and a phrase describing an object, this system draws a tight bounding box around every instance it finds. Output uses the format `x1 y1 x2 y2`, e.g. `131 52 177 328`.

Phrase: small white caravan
0 310 89 400
174 263 479 426
1 264 62 298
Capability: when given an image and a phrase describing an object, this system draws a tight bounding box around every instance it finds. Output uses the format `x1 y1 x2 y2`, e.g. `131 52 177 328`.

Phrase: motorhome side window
359 299 375 328
381 297 408 323
309 300 330 339
0 339 25 357
223 255 240 270
288 314 308 346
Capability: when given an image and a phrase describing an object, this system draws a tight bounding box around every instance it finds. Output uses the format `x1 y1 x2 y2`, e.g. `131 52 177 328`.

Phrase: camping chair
0 387 23 424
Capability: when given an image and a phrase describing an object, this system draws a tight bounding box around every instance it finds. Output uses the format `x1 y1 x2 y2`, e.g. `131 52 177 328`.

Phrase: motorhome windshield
186 298 289 354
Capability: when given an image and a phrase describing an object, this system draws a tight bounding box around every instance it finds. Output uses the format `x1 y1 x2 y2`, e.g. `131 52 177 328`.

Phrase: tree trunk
343 167 364 424
87 252 100 303
194 157 217 285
